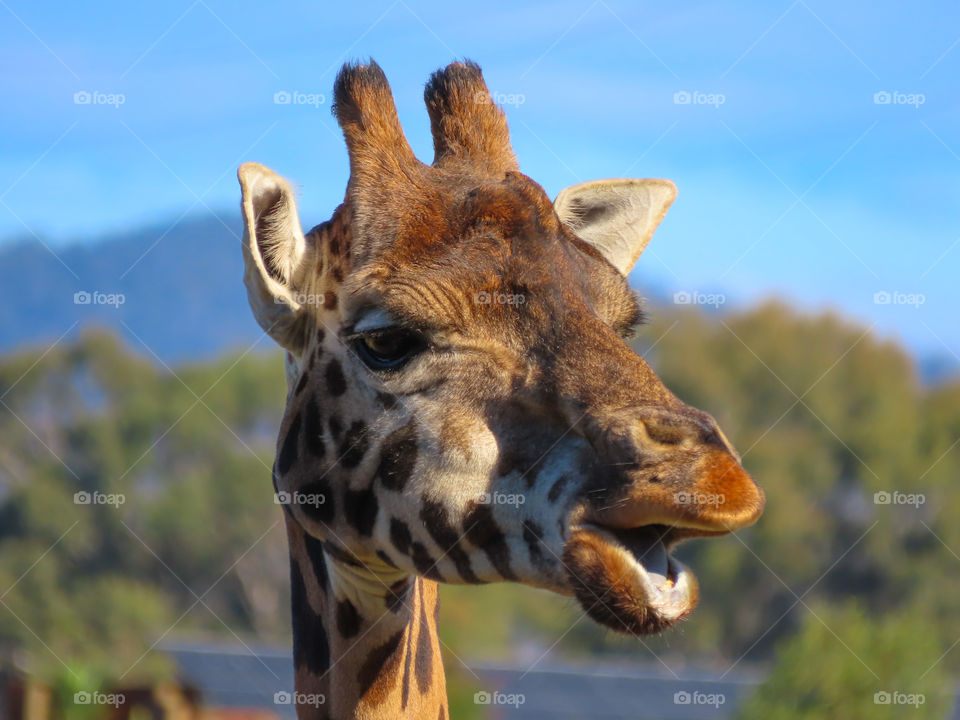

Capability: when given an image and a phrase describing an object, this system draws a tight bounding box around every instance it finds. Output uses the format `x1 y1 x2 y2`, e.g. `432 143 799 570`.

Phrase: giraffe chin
562 524 699 636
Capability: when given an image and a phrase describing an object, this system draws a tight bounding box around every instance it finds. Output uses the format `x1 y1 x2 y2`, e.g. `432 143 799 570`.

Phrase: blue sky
2 0 958 362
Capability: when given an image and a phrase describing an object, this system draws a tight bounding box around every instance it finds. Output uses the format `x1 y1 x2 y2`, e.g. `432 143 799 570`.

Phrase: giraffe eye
354 329 426 371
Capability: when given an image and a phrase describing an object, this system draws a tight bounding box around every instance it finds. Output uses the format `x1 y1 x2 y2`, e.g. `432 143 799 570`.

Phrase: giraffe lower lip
590 525 690 607
562 524 699 635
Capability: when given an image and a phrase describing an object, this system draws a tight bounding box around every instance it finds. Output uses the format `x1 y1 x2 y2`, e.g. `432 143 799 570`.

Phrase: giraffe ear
554 178 677 276
238 162 312 352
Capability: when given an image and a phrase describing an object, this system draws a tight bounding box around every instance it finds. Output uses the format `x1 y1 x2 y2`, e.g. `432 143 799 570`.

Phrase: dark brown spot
340 420 369 469
495 444 548 488
336 598 361 639
415 590 433 692
323 292 338 310
377 391 398 409
329 415 343 441
294 371 308 396
290 558 329 675
548 474 569 502
344 487 378 537
401 608 414 709
326 359 347 396
494 447 526 478
377 422 418 491
464 503 517 580
390 518 412 556
303 533 329 590
410 542 444 581
357 630 405 702
303 395 325 458
420 499 481 583
299 479 334 524
276 413 301 475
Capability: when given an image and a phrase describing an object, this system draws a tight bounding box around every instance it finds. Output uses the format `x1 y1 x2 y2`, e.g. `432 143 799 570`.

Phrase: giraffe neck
284 514 449 720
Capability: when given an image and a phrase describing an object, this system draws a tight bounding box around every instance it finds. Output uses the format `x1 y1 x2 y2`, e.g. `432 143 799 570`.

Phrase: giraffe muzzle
580 404 765 534
561 408 764 635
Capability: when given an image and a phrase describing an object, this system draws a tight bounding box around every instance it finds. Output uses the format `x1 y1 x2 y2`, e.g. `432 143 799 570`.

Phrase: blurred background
1 1 958 718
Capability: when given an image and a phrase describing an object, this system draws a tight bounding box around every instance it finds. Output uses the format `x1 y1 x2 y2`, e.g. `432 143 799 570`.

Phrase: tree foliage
0 301 957 716
736 603 950 720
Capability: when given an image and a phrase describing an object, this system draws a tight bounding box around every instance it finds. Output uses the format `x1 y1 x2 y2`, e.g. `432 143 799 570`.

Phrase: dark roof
162 642 761 719
162 643 960 720
471 664 758 720
164 642 296 719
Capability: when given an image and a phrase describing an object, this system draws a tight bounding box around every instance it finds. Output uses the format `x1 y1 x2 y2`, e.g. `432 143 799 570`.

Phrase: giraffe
237 60 764 720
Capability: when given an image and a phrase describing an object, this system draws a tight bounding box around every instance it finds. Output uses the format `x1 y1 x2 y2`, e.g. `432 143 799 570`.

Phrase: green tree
737 603 951 719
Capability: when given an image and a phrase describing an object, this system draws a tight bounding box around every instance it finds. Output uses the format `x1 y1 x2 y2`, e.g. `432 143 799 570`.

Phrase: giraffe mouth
562 523 700 636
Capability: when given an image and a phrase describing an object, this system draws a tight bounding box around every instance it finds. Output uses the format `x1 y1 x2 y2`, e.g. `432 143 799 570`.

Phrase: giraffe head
239 61 764 637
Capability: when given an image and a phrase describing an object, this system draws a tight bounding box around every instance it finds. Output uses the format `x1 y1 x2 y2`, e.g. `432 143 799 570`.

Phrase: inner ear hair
254 184 300 284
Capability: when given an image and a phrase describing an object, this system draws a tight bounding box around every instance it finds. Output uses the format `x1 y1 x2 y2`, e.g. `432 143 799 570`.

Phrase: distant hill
0 214 264 362
0 214 957 384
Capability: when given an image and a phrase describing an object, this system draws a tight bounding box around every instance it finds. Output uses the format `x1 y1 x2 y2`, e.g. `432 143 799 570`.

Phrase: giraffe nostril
703 430 724 447
641 419 688 446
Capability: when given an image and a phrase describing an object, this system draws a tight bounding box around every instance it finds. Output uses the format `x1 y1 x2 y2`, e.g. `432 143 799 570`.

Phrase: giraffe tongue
611 526 673 589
